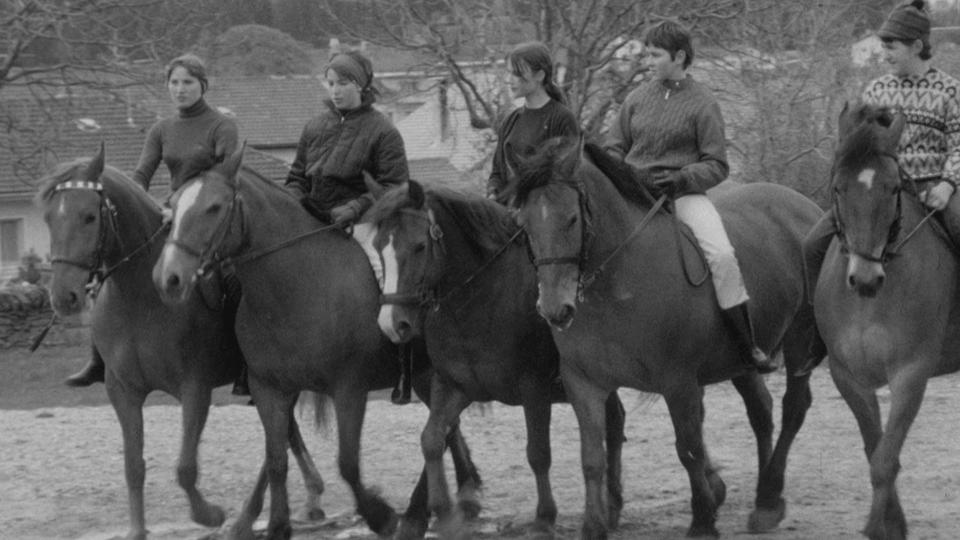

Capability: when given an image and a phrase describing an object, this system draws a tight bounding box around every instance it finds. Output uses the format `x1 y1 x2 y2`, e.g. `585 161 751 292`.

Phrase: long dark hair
508 41 566 105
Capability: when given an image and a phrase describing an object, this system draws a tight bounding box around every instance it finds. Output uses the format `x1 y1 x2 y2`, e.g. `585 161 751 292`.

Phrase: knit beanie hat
878 0 931 41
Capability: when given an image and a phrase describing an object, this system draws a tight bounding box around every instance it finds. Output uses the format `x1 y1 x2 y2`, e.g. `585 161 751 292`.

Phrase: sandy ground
1 346 959 540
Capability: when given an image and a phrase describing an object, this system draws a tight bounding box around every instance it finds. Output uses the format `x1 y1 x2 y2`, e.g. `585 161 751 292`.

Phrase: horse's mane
427 186 520 254
834 103 896 175
367 183 520 257
512 137 655 208
36 157 157 211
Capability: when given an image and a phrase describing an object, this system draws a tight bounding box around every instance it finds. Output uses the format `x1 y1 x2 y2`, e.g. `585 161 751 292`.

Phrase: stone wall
0 284 89 349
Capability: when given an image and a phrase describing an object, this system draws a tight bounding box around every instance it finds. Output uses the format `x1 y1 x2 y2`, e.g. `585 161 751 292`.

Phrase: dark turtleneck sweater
132 98 239 193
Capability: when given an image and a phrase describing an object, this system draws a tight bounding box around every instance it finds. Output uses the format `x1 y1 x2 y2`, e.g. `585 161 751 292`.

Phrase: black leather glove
652 171 687 199
299 197 328 222
330 200 363 227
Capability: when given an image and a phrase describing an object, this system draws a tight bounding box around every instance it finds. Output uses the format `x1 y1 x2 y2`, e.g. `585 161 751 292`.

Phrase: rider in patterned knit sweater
800 0 960 373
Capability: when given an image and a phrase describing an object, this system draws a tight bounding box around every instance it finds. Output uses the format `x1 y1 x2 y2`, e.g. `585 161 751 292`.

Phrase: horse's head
832 100 906 297
510 136 586 330
38 145 127 315
366 181 440 343
154 145 246 304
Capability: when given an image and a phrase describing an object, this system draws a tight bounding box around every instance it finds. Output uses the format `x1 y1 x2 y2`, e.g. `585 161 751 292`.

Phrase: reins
379 207 525 312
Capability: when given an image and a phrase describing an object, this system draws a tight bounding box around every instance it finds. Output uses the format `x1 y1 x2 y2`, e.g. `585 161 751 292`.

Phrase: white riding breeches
674 194 749 309
351 222 384 289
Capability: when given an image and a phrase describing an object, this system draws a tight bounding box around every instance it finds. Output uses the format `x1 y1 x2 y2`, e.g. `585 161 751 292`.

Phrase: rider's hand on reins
919 180 956 212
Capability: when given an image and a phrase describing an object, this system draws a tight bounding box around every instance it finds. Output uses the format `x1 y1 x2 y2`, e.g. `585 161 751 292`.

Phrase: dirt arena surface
2 344 958 539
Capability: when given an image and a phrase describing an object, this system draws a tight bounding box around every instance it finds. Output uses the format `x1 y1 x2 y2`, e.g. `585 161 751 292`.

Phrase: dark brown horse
511 139 823 538
366 181 627 538
152 149 481 540
815 101 960 540
36 147 326 540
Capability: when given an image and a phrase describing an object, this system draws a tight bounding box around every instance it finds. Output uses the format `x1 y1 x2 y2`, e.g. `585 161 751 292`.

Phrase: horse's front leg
519 376 557 535
252 383 297 540
828 359 885 537
332 387 398 536
664 382 723 537
603 391 627 530
561 367 611 540
177 383 226 528
420 376 472 539
288 410 326 522
864 366 929 540
105 377 148 540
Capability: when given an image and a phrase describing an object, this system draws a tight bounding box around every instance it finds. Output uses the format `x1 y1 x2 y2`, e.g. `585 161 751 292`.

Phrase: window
0 219 23 264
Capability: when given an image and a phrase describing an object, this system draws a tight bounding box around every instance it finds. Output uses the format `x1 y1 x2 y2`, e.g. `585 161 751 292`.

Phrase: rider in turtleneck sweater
133 96 239 192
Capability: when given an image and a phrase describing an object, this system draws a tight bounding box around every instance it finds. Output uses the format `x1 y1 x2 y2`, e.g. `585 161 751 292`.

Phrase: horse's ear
556 135 583 179
884 111 907 151
837 100 856 138
363 171 387 200
221 141 246 184
408 180 425 209
85 141 105 182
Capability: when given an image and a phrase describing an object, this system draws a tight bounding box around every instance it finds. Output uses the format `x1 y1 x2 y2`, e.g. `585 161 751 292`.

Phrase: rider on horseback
65 54 250 393
801 0 960 372
605 20 778 374
284 50 413 404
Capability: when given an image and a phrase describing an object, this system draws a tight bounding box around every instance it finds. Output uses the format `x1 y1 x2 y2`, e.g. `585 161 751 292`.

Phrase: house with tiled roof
0 73 490 279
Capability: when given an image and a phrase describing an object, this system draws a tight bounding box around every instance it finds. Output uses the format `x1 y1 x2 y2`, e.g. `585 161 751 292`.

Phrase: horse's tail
298 390 332 433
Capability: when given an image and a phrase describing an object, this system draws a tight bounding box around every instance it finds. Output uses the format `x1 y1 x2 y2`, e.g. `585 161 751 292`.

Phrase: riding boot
802 210 838 306
391 344 412 405
65 344 105 387
722 303 778 374
231 362 251 396
222 269 250 397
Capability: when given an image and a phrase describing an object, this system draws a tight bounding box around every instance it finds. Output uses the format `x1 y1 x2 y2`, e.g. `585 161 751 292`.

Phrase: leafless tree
0 0 221 184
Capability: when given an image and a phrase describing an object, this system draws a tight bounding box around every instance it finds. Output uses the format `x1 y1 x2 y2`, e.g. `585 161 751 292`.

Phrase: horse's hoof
192 504 227 527
457 496 482 521
436 510 468 540
581 520 608 540
747 498 785 532
124 529 148 540
394 516 428 540
265 522 292 540
293 505 326 522
686 524 720 538
707 471 726 508
225 520 257 540
607 505 621 530
529 519 556 539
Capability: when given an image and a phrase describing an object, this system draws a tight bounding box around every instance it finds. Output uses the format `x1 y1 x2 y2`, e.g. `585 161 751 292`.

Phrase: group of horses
37 100 956 540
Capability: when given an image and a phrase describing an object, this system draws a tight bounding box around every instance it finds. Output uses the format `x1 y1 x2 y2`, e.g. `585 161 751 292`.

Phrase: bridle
832 152 936 264
50 180 168 291
164 178 341 280
379 207 523 311
164 180 245 279
526 180 667 300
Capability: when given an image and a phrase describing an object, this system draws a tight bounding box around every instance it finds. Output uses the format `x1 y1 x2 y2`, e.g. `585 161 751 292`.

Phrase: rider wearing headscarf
285 50 413 403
